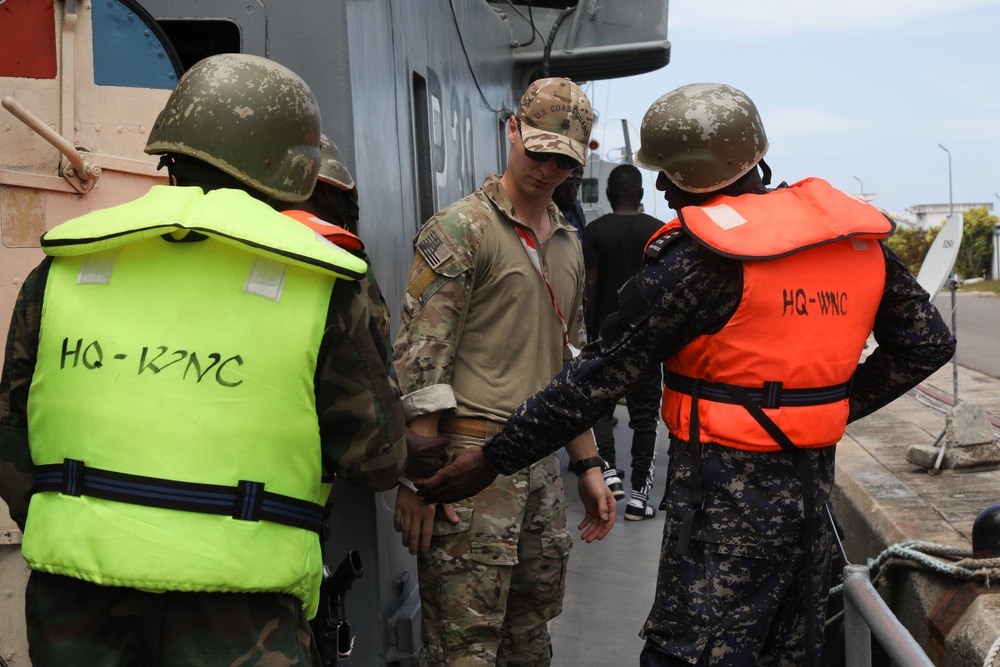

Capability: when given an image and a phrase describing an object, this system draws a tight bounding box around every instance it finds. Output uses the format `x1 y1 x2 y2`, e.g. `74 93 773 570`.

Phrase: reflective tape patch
77 248 121 285
244 256 287 302
703 204 747 230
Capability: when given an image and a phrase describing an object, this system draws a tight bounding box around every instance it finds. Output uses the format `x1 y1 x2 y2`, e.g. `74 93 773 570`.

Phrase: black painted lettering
817 291 849 316
183 352 220 383
155 349 189 373
61 338 82 369
216 355 244 388
138 346 169 375
82 341 104 369
782 289 795 316
795 289 809 315
818 291 833 315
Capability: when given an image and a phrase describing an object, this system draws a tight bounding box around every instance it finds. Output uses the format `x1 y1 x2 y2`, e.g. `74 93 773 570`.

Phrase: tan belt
438 417 506 439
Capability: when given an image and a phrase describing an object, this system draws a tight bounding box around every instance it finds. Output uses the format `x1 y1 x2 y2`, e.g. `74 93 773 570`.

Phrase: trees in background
886 206 998 280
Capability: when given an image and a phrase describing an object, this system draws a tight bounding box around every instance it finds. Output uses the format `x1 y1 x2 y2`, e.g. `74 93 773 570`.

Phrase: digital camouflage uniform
475 229 955 666
393 173 587 667
0 248 407 666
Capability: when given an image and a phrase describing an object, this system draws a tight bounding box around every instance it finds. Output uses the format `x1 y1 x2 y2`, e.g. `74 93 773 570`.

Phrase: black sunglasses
517 120 580 170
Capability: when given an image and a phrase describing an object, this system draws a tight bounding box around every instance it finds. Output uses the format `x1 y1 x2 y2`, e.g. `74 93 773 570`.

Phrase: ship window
92 0 182 88
412 72 436 231
156 20 242 72
581 177 599 204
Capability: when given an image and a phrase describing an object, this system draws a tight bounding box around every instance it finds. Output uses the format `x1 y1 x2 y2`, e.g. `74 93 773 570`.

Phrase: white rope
829 540 1000 594
826 540 1000 664
983 634 1000 667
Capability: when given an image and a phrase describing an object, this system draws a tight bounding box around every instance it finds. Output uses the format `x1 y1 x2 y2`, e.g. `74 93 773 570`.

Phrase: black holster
312 550 364 665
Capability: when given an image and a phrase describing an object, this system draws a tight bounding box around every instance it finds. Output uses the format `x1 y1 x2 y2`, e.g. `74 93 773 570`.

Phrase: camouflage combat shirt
393 173 587 421
0 252 407 530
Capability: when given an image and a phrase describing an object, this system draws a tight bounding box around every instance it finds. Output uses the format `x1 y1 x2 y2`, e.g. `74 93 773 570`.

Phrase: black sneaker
625 502 656 521
605 475 625 500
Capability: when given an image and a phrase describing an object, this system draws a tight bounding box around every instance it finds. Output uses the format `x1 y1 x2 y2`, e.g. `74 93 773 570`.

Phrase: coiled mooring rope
826 539 1000 666
983 634 1000 667
829 539 1000 595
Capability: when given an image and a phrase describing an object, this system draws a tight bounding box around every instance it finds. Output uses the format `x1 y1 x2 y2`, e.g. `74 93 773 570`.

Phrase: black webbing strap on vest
33 459 325 534
665 373 851 409
674 379 704 557
716 383 821 664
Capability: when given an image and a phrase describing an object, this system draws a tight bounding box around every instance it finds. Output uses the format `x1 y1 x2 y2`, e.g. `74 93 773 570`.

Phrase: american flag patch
417 229 453 270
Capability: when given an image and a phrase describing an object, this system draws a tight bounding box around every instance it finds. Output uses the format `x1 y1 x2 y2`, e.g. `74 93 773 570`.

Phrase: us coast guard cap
516 77 593 166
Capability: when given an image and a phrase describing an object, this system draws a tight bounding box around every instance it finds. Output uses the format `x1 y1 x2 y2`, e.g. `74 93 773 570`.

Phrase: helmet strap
758 158 772 186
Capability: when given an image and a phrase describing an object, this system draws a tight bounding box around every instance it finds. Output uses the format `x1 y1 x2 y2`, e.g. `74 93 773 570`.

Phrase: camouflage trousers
417 441 571 667
25 570 320 666
641 442 836 666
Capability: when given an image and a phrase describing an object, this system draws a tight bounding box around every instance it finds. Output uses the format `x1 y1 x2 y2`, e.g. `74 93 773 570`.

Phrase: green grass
961 279 1000 296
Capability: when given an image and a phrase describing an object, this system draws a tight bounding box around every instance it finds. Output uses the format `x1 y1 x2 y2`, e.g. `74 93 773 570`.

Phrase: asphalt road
933 290 1000 380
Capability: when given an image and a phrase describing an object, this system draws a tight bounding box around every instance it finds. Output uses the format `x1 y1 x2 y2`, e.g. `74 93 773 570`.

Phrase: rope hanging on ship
828 539 1000 593
826 539 1000 666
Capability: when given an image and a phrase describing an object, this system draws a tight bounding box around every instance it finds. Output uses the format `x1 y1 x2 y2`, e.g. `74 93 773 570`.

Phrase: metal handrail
827 503 936 666
842 565 936 667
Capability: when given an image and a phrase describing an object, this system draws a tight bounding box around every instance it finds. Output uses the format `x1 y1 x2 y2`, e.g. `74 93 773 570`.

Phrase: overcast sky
584 0 1000 223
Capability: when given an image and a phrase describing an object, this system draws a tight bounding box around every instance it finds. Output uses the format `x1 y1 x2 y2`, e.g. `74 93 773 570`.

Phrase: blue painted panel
92 0 178 89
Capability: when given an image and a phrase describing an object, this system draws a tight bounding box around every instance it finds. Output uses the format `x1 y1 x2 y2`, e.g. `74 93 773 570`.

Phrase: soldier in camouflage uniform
0 55 409 666
391 78 616 667
417 83 957 666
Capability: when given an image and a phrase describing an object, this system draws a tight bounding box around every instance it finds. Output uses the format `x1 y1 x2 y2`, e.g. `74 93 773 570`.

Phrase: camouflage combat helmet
145 53 322 202
634 83 768 193
318 133 358 202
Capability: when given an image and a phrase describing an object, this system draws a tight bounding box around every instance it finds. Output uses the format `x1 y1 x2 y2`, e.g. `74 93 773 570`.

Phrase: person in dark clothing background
582 164 664 519
415 82 957 667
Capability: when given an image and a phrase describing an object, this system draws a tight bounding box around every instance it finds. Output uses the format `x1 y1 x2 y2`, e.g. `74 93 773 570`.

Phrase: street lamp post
938 144 953 215
937 143 958 406
853 175 864 198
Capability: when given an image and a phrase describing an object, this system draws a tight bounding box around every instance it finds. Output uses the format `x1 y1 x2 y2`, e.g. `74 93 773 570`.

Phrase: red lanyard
513 225 580 358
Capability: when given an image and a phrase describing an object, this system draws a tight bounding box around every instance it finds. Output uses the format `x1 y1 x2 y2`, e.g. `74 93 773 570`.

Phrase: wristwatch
569 456 605 476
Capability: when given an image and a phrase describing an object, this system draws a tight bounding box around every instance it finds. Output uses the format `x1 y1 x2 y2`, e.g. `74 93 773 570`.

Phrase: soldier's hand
393 484 456 554
403 426 449 479
576 468 616 542
416 447 498 504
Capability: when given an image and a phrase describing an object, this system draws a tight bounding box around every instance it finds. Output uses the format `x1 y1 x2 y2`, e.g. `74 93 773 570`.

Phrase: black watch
569 456 605 476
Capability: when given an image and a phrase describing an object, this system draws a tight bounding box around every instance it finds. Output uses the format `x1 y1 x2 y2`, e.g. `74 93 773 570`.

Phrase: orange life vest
655 178 893 452
283 209 364 251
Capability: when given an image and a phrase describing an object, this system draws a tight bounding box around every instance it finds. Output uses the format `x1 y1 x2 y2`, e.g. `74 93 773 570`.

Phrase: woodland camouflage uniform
0 54 407 667
393 173 587 667
0 254 406 666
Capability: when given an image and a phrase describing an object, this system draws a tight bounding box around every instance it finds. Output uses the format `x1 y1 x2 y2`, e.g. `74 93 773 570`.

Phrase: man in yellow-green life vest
0 54 412 666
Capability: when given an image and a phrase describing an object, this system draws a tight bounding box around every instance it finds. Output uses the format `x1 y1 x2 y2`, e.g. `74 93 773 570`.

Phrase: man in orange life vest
415 83 957 666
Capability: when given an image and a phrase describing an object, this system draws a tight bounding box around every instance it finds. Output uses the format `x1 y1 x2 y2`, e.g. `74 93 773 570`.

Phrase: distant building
905 202 994 229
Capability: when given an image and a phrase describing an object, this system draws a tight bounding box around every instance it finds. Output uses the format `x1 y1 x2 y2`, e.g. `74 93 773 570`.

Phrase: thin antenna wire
448 0 504 113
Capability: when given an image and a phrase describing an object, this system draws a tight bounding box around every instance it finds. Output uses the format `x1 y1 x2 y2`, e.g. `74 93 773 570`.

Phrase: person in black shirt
582 164 664 519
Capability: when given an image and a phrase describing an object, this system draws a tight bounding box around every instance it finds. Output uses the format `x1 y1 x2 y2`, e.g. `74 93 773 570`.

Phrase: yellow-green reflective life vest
24 187 366 619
